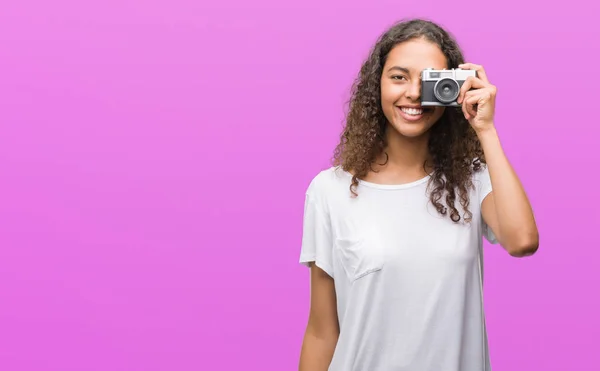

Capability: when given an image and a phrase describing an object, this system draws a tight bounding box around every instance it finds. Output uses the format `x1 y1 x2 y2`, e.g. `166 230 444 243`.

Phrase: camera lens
433 78 460 103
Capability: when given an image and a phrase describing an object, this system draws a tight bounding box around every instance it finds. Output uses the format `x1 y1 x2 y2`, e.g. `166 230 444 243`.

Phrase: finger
462 96 471 120
465 95 479 118
458 76 487 104
462 91 477 120
465 96 479 117
458 63 489 84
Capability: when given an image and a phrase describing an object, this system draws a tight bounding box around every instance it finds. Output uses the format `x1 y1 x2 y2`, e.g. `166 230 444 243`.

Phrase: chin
390 120 434 138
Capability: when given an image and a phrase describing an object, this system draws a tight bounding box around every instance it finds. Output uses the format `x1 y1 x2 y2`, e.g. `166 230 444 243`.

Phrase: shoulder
471 160 491 185
470 160 493 205
305 166 350 201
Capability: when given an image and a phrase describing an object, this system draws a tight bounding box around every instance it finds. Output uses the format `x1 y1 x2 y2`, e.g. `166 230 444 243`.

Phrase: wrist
475 123 497 139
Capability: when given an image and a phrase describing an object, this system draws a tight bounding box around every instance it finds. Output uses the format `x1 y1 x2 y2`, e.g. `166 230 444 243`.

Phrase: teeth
401 107 423 115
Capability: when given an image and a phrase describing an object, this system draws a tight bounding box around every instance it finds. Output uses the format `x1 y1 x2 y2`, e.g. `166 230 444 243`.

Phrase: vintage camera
420 68 477 106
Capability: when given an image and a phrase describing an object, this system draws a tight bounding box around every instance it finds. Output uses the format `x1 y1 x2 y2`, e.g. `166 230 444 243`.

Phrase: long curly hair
332 18 485 223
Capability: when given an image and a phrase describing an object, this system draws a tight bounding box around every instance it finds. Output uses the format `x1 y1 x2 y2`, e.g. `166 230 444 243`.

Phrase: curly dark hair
332 18 485 223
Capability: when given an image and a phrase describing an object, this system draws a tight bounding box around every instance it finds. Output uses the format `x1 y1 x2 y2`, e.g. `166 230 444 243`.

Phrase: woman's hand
456 63 497 133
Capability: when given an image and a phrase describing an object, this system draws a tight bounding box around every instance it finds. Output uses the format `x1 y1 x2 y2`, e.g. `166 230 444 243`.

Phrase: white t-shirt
299 165 498 371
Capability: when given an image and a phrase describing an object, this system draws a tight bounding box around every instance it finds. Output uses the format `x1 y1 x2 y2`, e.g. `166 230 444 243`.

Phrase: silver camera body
420 68 477 107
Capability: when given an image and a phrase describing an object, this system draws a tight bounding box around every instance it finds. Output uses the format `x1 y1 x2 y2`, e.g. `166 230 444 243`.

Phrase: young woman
298 18 539 371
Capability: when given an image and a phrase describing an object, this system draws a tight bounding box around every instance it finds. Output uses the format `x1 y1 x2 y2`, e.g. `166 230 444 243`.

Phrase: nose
405 80 421 101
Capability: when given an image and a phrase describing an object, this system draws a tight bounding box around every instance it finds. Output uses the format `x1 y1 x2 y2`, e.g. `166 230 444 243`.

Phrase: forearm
477 125 539 254
299 329 338 371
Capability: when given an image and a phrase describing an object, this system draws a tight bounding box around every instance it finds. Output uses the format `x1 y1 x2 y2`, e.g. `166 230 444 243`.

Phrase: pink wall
1 0 599 370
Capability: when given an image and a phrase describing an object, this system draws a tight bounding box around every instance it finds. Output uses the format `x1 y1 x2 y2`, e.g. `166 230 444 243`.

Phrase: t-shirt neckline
341 169 432 190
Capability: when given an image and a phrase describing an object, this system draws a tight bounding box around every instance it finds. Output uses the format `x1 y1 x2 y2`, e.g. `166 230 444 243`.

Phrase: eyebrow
387 66 410 74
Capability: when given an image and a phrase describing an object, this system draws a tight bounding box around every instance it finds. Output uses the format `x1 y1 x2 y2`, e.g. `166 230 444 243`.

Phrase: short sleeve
298 191 334 278
475 164 498 244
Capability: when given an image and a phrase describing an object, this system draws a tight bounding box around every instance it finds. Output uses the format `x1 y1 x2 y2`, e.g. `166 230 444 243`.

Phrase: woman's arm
299 263 339 371
479 126 539 257
457 62 539 257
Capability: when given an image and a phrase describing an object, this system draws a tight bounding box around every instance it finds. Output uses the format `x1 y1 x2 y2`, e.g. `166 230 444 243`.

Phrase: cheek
381 82 402 103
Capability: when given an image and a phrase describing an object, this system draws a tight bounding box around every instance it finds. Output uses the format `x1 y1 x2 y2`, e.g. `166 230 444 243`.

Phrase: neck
377 125 433 174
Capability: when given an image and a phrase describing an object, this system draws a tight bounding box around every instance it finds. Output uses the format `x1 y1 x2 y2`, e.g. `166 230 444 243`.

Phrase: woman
298 18 539 371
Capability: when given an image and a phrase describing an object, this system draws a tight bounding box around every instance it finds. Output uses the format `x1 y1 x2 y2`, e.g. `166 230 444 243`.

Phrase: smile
396 106 432 121
400 107 424 115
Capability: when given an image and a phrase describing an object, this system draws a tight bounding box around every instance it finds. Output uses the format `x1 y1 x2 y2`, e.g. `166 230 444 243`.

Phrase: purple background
1 0 599 370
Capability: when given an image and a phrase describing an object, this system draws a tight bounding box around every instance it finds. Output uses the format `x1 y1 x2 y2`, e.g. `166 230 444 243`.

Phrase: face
380 38 447 139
